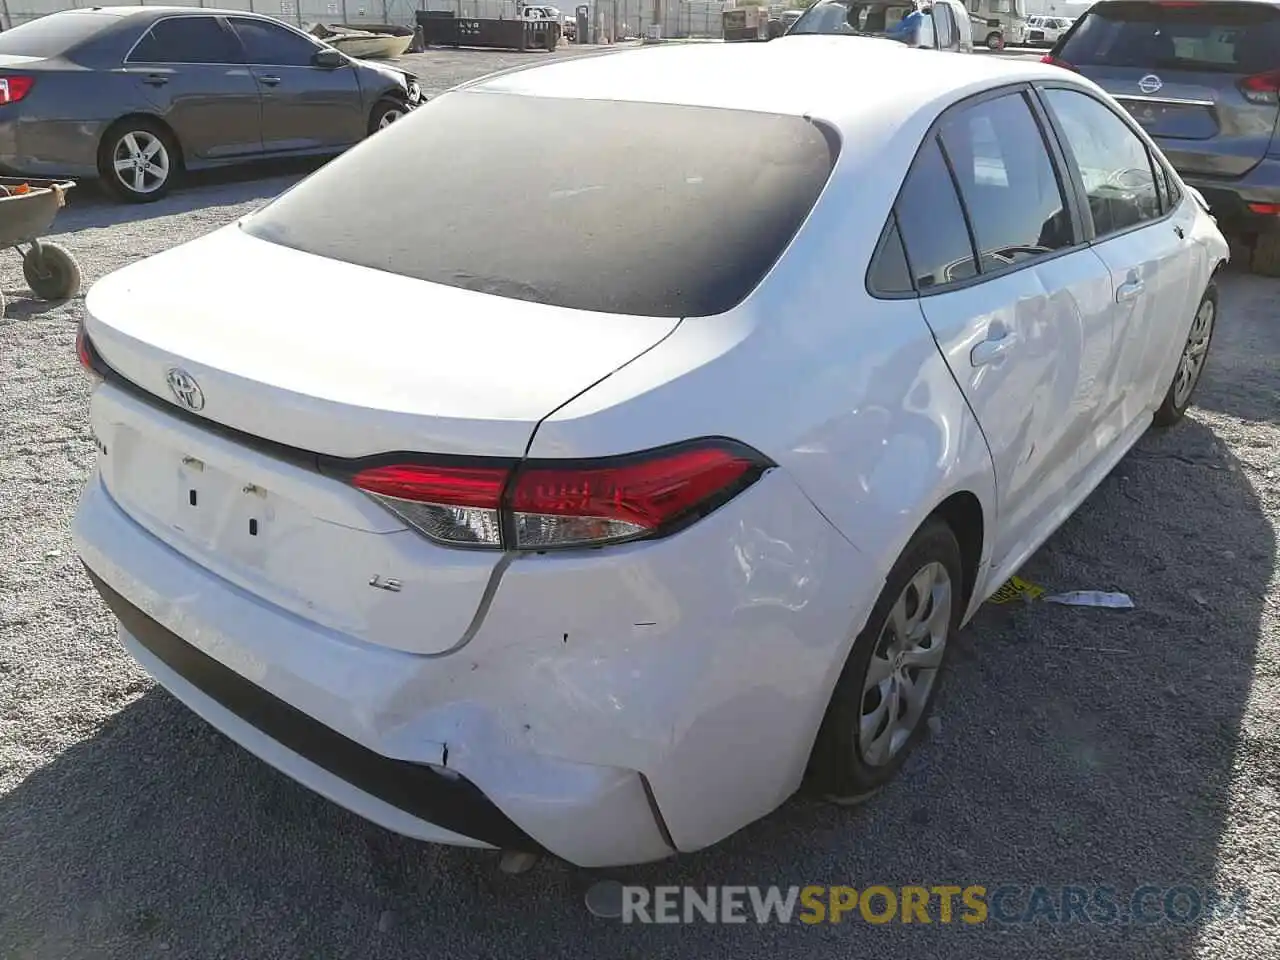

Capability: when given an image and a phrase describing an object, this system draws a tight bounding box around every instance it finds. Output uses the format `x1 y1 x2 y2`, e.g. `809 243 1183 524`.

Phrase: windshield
790 0 917 36
1058 1 1280 74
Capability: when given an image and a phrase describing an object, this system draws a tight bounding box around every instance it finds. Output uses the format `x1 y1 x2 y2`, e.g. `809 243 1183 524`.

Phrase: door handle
258 75 282 86
1174 224 1185 239
1116 278 1145 303
970 326 1018 367
142 74 168 86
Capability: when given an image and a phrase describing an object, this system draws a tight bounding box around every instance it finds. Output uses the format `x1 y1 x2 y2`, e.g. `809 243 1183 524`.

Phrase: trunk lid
85 225 679 459
1057 0 1280 178
84 225 678 656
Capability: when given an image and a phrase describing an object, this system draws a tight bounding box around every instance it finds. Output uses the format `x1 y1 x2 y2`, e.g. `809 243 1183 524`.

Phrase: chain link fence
0 0 728 38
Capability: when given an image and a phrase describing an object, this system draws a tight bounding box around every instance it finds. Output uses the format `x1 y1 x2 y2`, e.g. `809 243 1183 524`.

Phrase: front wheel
986 31 1004 50
98 119 177 203
23 242 82 301
1153 283 1217 427
369 98 408 135
808 518 962 804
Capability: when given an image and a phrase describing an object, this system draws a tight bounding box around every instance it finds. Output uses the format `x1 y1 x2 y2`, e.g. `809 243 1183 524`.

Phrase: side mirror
312 48 347 69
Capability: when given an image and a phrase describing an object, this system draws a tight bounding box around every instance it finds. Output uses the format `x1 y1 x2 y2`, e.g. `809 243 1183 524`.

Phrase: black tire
1153 282 1217 427
98 117 178 203
808 517 963 803
368 97 408 136
986 31 1004 50
23 242 82 301
1251 233 1280 278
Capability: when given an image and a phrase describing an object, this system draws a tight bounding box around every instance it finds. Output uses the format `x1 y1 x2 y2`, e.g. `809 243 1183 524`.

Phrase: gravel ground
2 45 1279 960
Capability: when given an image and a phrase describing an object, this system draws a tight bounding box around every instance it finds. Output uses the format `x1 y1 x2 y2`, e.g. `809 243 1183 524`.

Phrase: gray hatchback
0 7 422 202
1045 0 1280 275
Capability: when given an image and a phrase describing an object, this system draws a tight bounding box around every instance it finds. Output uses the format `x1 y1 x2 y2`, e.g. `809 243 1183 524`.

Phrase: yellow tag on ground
987 575 1046 605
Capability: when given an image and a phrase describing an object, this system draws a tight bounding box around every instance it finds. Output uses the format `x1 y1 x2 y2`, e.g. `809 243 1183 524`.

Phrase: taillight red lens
75 322 99 377
345 440 773 550
1239 69 1280 105
1248 202 1280 216
0 75 34 105
1040 55 1076 71
510 443 766 549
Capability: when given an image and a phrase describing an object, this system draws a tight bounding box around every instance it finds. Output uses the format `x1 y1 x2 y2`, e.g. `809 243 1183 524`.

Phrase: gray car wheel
369 98 408 135
99 119 177 203
1153 283 1217 427
986 31 1004 49
808 517 961 804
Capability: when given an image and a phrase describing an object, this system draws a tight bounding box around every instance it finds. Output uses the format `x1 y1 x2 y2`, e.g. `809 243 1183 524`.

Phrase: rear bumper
1182 158 1280 236
74 451 873 866
86 567 543 854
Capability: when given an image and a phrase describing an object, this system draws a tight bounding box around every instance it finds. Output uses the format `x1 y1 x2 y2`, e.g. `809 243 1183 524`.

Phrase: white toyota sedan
73 37 1228 868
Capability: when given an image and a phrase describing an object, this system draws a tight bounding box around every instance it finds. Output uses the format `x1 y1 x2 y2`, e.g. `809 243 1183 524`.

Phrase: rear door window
1058 1 1280 74
128 16 241 64
1042 87 1163 236
939 92 1074 268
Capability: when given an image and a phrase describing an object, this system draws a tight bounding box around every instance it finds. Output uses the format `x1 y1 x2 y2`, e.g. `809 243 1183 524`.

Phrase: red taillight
0 75 34 105
346 440 773 550
1248 202 1280 216
75 322 99 377
510 444 765 549
1041 54 1076 71
1239 69 1280 106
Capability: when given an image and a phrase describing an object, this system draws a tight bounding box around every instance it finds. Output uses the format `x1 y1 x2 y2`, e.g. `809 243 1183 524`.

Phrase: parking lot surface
1 44 1278 960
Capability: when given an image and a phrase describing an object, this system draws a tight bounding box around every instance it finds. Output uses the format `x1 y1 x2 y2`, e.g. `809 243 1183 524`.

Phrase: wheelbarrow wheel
23 242 82 301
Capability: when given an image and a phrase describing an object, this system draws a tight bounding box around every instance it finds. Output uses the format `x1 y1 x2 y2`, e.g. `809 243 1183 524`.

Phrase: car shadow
0 405 1268 958
46 159 324 237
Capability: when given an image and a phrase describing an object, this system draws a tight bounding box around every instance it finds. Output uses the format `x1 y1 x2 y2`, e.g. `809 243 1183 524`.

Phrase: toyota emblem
1138 74 1163 94
165 367 205 412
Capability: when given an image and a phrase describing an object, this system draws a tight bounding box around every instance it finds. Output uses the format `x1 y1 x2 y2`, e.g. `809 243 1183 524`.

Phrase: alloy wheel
378 107 405 130
112 131 170 196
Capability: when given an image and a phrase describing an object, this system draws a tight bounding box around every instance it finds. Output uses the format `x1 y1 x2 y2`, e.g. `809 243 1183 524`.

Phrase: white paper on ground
1042 591 1135 609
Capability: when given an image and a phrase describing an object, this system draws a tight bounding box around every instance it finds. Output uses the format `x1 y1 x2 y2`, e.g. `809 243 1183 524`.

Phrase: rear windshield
242 91 837 318
1059 1 1280 74
0 12 118 58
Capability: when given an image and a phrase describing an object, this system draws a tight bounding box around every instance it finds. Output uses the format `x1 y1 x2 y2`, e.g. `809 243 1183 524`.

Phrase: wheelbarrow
0 176 81 318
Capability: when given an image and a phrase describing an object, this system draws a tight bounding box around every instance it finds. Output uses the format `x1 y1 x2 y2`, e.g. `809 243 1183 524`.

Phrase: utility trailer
415 8 562 50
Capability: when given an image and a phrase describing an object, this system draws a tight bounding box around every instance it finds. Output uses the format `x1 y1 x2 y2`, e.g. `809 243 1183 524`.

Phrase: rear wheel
808 518 961 804
1251 233 1280 278
369 98 407 135
98 118 177 203
986 31 1004 49
1153 283 1216 427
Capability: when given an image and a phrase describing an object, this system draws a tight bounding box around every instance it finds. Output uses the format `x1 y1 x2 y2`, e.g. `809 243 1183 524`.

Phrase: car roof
470 36 1079 138
67 5 288 17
